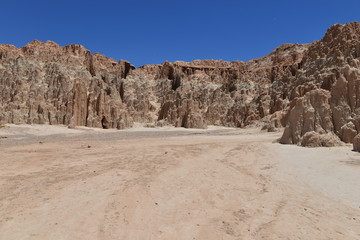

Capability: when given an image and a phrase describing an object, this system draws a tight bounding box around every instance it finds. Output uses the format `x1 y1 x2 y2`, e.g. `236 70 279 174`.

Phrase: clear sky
0 0 359 67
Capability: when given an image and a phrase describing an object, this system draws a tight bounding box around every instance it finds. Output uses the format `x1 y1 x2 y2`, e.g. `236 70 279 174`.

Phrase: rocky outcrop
0 40 135 129
280 22 360 147
131 44 308 128
0 22 360 149
353 133 360 151
301 131 343 147
279 89 334 145
0 37 309 129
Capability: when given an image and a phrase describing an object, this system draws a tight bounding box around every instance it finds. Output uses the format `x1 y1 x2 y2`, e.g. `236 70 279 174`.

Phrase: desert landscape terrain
0 124 359 239
0 18 360 239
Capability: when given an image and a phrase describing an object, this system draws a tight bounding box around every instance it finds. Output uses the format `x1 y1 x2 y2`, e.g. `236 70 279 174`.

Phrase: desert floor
0 124 360 240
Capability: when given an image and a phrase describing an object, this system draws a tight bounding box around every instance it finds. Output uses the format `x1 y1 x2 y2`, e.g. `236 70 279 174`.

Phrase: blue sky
0 0 359 67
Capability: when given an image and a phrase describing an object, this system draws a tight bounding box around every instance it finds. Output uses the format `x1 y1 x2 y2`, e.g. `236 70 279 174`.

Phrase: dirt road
0 125 359 239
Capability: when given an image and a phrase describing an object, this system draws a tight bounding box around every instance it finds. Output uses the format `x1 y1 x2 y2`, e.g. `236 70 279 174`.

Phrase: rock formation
0 22 360 149
279 22 360 147
0 40 135 129
353 133 360 151
0 39 308 130
300 131 343 147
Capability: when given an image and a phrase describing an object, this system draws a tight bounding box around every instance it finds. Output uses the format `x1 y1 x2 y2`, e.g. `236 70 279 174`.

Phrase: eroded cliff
279 22 360 146
1 22 360 148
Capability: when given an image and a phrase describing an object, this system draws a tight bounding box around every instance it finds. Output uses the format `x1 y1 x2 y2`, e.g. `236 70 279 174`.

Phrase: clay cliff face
0 22 360 148
0 40 135 129
0 38 308 130
130 44 308 128
279 22 360 146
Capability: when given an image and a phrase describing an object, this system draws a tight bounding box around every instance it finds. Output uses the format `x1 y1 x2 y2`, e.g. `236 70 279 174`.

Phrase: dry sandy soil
0 124 360 240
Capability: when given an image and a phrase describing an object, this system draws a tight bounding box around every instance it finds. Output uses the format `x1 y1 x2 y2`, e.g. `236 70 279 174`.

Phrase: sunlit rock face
1 22 360 147
0 38 307 129
0 40 135 129
279 22 360 146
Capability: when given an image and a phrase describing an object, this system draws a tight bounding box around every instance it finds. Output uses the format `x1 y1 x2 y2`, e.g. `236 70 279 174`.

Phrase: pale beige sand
0 124 359 239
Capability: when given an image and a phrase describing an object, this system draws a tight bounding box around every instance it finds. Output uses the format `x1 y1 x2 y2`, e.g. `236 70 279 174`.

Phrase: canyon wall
0 41 135 129
0 22 360 147
279 22 360 146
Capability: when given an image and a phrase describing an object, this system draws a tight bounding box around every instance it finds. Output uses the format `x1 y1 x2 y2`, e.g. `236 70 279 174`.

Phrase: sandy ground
0 124 360 240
